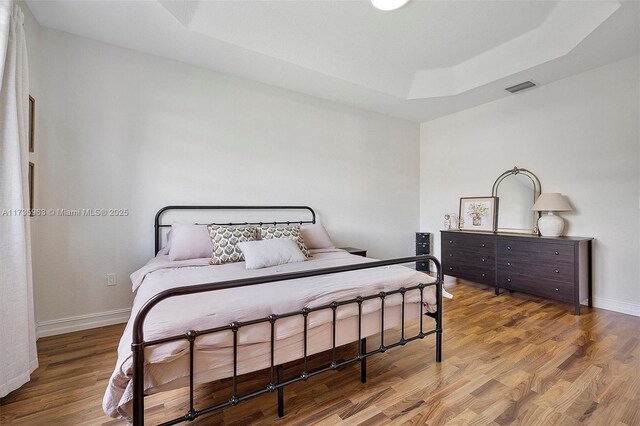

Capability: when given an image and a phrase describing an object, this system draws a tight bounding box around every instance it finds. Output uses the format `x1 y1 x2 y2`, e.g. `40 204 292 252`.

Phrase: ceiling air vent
505 81 537 94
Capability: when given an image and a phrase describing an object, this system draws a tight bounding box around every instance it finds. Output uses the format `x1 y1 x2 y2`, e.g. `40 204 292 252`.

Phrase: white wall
27 27 419 333
420 55 640 316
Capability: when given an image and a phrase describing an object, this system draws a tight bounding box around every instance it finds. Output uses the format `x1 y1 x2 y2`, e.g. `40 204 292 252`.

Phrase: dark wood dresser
441 230 593 315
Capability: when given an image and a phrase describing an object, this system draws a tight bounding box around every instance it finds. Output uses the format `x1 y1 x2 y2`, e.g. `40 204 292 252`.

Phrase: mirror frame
491 166 542 235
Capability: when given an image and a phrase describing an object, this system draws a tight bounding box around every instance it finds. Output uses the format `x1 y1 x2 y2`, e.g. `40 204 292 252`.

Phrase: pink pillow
157 229 172 256
168 223 213 261
300 224 335 250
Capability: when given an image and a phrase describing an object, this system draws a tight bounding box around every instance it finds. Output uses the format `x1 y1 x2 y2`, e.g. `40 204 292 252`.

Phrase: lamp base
537 212 565 237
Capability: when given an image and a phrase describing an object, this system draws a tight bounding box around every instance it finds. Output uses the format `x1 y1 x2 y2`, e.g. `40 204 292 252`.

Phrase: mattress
103 249 437 420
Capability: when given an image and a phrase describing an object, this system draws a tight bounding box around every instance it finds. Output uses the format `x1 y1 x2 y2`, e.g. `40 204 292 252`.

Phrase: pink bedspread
103 249 437 420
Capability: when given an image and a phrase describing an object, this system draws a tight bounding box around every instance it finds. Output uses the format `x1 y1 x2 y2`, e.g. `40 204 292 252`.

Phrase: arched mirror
491 167 541 234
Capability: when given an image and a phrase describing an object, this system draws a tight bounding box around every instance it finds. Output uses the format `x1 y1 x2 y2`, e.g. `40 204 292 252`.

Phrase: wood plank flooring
1 281 639 425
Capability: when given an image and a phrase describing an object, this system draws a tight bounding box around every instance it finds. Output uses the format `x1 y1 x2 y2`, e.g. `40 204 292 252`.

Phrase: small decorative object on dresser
450 213 458 230
532 193 573 237
443 214 458 230
339 246 367 257
441 230 593 315
416 232 431 272
459 196 498 232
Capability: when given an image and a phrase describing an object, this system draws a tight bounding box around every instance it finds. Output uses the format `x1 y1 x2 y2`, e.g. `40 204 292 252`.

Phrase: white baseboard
36 308 131 339
588 297 640 317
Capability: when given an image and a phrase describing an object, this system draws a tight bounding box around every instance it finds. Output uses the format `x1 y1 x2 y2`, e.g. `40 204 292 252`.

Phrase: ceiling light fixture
371 0 410 11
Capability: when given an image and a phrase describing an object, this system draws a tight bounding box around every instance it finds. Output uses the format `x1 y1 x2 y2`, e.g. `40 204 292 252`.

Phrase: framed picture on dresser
459 196 498 232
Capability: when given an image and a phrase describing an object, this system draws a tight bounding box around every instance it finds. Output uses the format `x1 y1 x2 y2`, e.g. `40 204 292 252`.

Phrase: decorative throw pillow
260 225 310 258
208 225 258 265
237 238 306 270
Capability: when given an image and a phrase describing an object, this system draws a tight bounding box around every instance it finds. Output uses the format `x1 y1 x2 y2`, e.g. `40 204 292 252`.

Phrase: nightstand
340 247 367 257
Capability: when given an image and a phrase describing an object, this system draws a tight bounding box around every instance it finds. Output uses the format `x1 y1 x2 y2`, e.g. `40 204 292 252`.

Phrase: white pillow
300 224 335 250
168 223 213 261
237 238 306 270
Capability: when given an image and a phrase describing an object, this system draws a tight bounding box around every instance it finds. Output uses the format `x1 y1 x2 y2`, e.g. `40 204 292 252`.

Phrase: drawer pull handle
507 262 511 266
449 254 453 257
449 267 453 271
481 243 485 247
555 269 559 273
555 251 559 255
449 240 453 244
482 258 485 262
555 288 559 292
507 246 511 250
507 278 511 282
481 273 486 277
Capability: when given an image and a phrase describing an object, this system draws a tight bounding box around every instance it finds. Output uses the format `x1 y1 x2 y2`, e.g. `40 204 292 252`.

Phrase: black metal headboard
154 205 316 254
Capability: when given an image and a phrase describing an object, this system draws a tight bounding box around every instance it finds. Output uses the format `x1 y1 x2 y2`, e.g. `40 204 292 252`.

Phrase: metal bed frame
132 206 443 425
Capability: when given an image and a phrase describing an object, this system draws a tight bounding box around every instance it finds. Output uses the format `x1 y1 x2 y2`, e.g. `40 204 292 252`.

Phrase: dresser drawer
443 260 495 285
416 260 430 272
497 271 574 303
416 242 431 253
468 268 495 285
498 239 574 262
497 257 574 283
416 233 430 243
442 247 494 267
442 232 495 251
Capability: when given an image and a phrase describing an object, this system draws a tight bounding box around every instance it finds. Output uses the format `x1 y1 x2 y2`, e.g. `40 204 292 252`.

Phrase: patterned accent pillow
260 225 310 258
208 225 258 265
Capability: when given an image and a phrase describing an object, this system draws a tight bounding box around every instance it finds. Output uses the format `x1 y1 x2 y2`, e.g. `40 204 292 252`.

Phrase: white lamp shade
532 193 573 212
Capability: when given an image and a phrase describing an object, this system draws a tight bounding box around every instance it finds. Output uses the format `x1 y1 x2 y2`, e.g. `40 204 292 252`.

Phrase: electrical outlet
107 273 117 286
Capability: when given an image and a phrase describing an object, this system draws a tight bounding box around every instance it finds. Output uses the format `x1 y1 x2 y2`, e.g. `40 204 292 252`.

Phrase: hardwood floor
1 281 639 425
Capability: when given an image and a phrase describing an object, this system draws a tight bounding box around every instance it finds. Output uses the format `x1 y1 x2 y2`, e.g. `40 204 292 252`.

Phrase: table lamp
531 193 573 237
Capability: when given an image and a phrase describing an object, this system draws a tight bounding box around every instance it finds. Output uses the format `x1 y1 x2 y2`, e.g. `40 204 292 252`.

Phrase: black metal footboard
131 254 443 425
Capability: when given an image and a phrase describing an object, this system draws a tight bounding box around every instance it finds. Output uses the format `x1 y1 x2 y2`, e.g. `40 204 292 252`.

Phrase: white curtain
0 0 37 398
